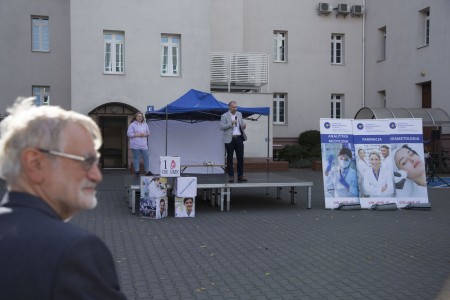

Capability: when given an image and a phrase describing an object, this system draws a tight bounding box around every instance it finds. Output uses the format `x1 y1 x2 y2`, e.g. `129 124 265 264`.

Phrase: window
330 94 343 119
425 10 430 45
32 16 49 52
331 34 344 64
378 90 386 107
419 7 430 47
161 34 180 76
32 86 50 106
378 26 386 61
273 93 286 124
273 31 287 62
104 31 124 74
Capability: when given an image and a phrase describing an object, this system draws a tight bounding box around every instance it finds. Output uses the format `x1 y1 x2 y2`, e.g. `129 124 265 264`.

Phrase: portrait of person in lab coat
156 198 168 219
363 152 395 197
324 147 359 198
356 148 371 197
175 197 195 218
147 177 167 199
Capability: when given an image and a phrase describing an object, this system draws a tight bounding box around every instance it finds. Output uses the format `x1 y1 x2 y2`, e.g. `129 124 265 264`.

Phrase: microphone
234 116 237 127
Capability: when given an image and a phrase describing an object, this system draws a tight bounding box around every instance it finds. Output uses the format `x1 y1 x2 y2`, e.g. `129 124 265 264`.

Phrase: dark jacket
0 192 127 300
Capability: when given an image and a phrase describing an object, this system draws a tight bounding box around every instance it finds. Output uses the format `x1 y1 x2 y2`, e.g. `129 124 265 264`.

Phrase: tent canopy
145 89 270 123
354 107 450 127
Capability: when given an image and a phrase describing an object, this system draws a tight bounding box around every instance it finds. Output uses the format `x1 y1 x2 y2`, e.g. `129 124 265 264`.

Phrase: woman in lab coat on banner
324 147 359 198
356 148 371 196
363 152 395 197
392 144 428 197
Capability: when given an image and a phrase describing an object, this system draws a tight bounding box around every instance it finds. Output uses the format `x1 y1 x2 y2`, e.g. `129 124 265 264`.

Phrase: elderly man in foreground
0 98 126 299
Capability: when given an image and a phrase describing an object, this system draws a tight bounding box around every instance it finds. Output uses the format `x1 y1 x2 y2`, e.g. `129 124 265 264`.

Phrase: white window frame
273 93 286 124
378 90 386 108
331 34 344 64
425 10 430 45
418 8 430 47
104 31 124 74
161 34 180 76
331 94 343 119
32 86 50 106
273 31 287 62
31 16 49 52
378 26 386 61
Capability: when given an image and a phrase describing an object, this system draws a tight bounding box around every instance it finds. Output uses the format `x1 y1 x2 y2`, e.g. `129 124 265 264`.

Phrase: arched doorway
89 102 139 169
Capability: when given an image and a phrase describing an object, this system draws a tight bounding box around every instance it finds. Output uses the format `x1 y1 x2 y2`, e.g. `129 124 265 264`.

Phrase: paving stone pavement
2 169 450 299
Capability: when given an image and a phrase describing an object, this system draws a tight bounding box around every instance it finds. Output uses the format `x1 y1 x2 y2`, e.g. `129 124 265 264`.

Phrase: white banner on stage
320 119 359 209
148 120 225 174
388 119 429 207
353 119 396 209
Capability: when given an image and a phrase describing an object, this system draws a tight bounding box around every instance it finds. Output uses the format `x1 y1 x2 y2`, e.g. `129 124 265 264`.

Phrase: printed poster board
174 196 195 217
160 156 181 177
388 119 429 207
320 119 359 209
140 176 168 219
353 119 396 209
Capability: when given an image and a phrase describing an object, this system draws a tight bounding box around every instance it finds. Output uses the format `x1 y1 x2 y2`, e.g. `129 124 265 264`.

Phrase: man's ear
21 148 46 183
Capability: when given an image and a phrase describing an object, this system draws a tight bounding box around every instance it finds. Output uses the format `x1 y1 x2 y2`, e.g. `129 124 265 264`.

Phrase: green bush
298 130 320 148
278 130 321 167
278 145 303 163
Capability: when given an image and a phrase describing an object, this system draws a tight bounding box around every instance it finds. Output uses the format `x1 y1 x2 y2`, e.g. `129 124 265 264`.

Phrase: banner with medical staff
388 119 429 207
320 119 359 209
321 118 429 209
353 119 396 209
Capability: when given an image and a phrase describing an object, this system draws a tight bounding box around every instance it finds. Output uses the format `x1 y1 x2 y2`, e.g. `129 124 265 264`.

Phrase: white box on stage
140 176 168 219
175 177 197 198
175 196 195 218
144 176 167 198
160 156 181 177
140 196 168 219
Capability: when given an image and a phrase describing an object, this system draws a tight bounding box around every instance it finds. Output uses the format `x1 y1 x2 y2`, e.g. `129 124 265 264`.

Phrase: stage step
129 158 289 173
233 158 289 172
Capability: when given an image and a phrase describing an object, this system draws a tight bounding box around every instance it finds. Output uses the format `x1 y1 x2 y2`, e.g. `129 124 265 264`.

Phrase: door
422 81 431 108
99 116 127 168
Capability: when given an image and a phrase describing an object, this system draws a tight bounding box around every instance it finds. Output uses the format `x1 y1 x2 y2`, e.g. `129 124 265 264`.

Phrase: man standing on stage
220 101 248 183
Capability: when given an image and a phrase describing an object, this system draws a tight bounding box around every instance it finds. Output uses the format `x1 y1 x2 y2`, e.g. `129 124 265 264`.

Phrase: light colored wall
70 0 211 115
210 0 244 51
3 0 449 157
239 0 365 138
0 0 71 115
364 0 450 112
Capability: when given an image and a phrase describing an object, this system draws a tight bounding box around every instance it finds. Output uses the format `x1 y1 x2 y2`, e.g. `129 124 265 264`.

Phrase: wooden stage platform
125 172 313 214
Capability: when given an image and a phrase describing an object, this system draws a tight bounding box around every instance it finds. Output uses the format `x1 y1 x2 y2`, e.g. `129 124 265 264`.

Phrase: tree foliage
278 130 321 166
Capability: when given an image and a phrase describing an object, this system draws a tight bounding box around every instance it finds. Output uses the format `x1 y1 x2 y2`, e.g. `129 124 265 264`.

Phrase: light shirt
230 112 241 136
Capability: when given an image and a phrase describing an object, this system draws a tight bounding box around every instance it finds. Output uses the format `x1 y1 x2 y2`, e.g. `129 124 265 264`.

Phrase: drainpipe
362 0 366 107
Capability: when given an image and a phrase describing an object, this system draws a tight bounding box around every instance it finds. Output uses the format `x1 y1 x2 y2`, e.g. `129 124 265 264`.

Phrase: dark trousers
225 136 244 177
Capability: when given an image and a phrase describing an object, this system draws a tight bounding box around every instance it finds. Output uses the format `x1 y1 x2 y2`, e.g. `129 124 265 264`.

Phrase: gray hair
0 97 102 182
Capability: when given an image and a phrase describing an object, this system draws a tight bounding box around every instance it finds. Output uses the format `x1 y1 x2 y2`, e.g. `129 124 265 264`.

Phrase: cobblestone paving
2 169 450 299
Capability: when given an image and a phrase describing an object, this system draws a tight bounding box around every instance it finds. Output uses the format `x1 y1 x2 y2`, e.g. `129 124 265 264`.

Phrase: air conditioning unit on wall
337 4 350 16
351 5 364 16
318 3 333 15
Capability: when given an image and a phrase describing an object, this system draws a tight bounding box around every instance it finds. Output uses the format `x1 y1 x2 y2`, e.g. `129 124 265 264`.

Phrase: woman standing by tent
127 112 152 176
